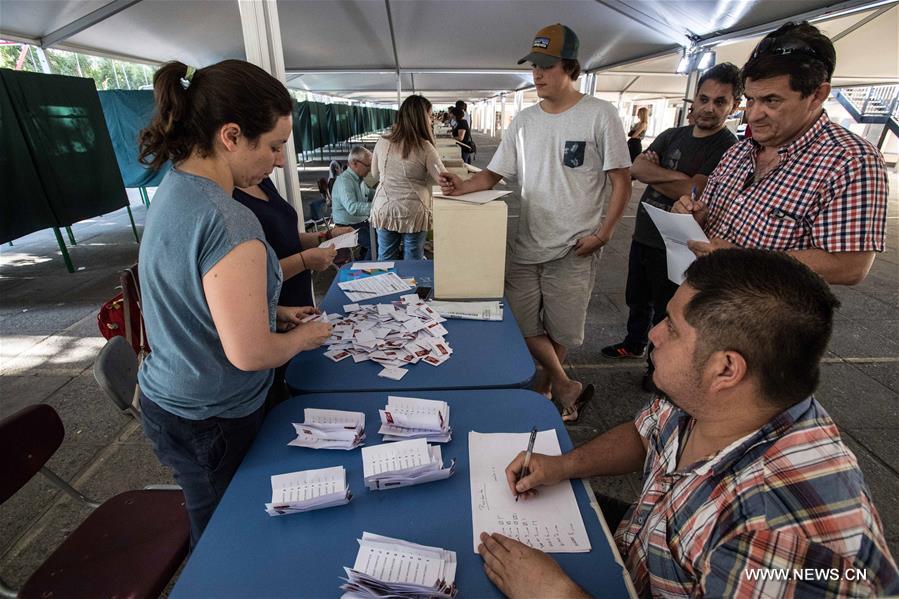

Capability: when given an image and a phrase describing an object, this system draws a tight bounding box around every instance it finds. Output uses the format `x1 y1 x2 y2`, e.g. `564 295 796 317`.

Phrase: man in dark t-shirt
601 63 741 388
450 106 475 164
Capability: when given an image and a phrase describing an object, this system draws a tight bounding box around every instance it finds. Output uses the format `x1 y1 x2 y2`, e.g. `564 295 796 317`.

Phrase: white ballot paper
338 272 414 302
432 187 512 205
379 395 452 442
361 437 455 491
427 300 503 321
320 229 359 250
468 430 591 554
265 466 351 516
289 408 366 450
642 202 709 285
351 262 395 270
340 532 458 599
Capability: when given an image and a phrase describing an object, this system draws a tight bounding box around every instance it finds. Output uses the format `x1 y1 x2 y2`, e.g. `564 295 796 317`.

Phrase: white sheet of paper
362 437 431 478
432 187 513 204
337 272 414 302
468 430 591 554
428 300 503 321
351 262 395 270
642 202 709 285
319 229 358 250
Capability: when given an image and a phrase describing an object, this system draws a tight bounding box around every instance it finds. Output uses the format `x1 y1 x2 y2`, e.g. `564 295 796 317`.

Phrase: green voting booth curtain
0 69 128 244
290 101 396 154
98 90 170 188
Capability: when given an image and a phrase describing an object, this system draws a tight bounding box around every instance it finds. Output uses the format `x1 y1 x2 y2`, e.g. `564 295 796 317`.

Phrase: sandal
561 384 595 424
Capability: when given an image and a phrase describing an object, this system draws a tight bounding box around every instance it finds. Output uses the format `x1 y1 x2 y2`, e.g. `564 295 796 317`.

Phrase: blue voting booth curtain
98 90 170 188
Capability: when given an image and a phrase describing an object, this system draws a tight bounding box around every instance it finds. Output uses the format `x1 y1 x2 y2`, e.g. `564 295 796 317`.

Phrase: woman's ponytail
138 61 193 170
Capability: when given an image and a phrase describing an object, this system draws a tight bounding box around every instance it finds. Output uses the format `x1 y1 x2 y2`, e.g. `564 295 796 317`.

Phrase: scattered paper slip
340 532 457 598
320 230 359 250
361 437 455 491
432 187 512 204
468 430 591 553
288 408 365 450
642 202 709 285
337 271 414 302
428 300 503 321
350 261 394 270
379 395 452 442
321 297 454 374
265 466 351 516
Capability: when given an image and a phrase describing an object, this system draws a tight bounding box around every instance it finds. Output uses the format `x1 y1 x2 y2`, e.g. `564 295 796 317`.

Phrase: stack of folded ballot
361 437 454 491
340 532 457 598
265 466 351 516
378 395 451 442
289 408 365 450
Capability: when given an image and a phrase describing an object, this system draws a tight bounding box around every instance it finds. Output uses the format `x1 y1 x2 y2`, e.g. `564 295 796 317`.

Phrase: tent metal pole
384 0 402 107
126 206 140 242
40 0 143 48
831 4 893 42
65 226 76 245
138 187 150 208
52 227 75 273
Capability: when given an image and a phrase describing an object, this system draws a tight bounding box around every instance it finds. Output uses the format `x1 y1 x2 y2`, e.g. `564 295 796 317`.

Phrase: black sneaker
601 342 645 359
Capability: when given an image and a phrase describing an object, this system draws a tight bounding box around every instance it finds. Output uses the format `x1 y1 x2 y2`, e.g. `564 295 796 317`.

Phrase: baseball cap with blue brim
518 23 580 67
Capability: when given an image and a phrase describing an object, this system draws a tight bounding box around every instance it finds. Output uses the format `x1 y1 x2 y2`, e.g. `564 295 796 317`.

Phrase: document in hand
361 437 455 491
427 300 503 321
642 202 710 285
320 229 359 250
265 466 351 516
468 430 591 553
378 395 452 442
431 186 512 205
340 532 458 598
337 272 414 302
289 408 366 450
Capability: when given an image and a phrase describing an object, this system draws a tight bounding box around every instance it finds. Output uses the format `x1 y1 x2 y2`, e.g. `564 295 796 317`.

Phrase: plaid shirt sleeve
700 529 894 598
812 153 888 253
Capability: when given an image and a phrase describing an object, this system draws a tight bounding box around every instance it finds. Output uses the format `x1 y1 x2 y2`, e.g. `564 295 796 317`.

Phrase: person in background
369 94 446 260
450 106 475 164
455 99 469 123
330 145 375 259
439 23 631 423
479 250 899 598
626 106 649 162
601 63 741 393
233 177 350 407
137 59 331 546
675 22 888 286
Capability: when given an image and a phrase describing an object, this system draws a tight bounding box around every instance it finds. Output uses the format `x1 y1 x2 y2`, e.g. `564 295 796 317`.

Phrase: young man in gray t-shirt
439 24 631 422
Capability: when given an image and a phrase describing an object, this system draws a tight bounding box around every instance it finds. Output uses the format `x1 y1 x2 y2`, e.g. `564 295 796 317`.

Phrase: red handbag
97 265 149 357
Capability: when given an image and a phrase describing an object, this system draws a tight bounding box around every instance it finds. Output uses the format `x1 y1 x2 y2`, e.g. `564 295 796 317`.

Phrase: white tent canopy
2 0 896 105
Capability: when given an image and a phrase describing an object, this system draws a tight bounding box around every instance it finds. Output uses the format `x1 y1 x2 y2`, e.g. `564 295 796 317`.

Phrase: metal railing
838 84 899 118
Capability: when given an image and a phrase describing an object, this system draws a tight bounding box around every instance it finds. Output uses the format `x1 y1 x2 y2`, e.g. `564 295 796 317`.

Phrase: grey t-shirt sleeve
198 204 267 277
487 117 519 179
597 103 632 171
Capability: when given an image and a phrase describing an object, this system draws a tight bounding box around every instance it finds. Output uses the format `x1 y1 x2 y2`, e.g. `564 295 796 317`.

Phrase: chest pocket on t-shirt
563 141 587 168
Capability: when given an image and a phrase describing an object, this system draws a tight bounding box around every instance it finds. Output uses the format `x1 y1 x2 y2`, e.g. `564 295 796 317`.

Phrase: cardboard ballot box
433 197 507 299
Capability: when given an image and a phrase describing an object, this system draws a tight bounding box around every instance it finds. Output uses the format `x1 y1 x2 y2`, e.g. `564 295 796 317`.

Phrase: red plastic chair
0 404 189 599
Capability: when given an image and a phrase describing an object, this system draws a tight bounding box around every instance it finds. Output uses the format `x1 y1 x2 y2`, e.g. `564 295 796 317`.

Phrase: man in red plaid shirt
477 250 898 598
674 22 888 285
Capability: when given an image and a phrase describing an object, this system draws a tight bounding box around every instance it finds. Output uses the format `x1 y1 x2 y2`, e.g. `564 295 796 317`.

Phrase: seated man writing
479 249 899 598
331 146 374 259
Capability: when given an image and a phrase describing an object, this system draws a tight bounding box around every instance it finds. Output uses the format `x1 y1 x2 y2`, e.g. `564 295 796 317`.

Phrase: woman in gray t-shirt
136 59 331 546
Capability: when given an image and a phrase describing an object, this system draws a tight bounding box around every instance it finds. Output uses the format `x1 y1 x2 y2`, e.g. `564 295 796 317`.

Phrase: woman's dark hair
561 58 581 81
682 249 840 409
449 106 465 120
139 60 292 170
741 22 836 98
386 95 435 159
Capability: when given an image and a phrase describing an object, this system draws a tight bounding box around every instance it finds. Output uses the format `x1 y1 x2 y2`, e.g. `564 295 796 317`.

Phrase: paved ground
1 132 896 592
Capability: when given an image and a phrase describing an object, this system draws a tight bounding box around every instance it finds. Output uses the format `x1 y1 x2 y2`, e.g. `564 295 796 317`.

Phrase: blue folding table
170 389 634 598
285 260 535 393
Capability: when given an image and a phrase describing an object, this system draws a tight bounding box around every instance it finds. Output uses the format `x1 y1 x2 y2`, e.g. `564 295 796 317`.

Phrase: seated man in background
479 249 899 598
675 22 888 285
601 63 741 392
331 146 374 260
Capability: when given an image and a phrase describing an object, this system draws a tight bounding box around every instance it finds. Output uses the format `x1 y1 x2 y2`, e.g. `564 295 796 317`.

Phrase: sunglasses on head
750 37 829 66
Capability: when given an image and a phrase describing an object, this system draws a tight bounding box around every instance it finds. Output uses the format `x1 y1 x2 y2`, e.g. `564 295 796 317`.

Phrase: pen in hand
515 426 538 502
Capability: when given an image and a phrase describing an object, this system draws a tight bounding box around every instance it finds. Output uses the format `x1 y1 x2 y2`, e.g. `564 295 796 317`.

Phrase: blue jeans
376 229 427 260
139 394 264 547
